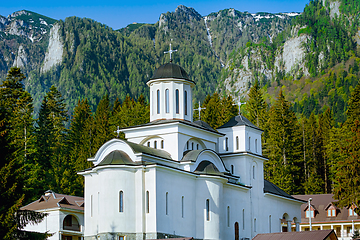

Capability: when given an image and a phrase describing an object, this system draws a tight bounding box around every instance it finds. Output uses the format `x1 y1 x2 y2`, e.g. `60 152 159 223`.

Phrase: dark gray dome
98 150 134 166
150 62 190 80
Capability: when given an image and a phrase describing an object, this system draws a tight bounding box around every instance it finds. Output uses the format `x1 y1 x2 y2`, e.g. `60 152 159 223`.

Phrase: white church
22 51 304 240
78 55 304 239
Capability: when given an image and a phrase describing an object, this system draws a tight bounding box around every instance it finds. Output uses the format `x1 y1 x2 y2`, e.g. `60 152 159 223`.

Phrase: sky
0 0 310 30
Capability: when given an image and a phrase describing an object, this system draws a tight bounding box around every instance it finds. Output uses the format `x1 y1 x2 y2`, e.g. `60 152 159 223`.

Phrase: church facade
79 61 304 240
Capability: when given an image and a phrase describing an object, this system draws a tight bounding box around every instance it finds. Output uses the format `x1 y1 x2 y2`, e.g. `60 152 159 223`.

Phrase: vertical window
227 206 230 227
206 199 210 221
231 165 234 174
328 209 331 216
119 191 123 212
236 136 239 150
91 195 93 217
253 166 255 179
255 139 258 153
186 141 189 150
154 141 157 149
147 142 150 147
161 140 164 149
184 91 188 115
269 215 271 233
165 89 169 113
248 137 251 150
146 191 149 213
332 209 335 216
254 218 257 232
175 89 179 114
157 90 160 114
242 209 245 230
197 144 199 150
182 196 184 218
166 192 168 215
225 137 229 151
192 142 194 150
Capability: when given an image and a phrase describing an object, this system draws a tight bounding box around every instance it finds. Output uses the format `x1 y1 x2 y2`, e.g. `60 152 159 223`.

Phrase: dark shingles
217 115 262 131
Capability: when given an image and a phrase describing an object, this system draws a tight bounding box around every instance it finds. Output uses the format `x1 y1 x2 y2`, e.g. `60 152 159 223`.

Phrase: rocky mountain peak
175 5 202 21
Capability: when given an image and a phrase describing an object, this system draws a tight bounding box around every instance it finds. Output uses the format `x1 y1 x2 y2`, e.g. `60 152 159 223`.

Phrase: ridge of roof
218 115 262 131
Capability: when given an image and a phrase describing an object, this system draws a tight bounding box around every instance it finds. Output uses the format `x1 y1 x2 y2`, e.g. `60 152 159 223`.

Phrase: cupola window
165 89 169 113
236 136 239 150
206 199 210 221
226 137 229 151
184 90 188 115
255 139 258 153
161 140 164 149
157 90 160 114
175 89 179 114
119 191 123 212
154 141 157 149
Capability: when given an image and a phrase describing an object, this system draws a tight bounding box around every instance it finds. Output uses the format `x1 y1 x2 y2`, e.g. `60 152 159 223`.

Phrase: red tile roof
253 229 338 240
21 190 84 211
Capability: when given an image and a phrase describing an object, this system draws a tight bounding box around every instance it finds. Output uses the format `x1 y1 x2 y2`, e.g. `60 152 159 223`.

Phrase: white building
21 190 84 240
79 61 305 240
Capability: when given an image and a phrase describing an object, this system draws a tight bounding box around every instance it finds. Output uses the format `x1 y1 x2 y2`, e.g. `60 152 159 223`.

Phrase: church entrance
235 222 239 240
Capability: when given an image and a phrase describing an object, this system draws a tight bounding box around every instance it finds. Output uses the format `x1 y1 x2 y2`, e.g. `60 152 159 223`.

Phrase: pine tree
264 90 303 194
93 95 112 151
246 80 267 129
0 67 47 239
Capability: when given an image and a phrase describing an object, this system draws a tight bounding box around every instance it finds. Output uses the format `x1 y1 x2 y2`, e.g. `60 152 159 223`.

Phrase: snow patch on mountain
41 23 63 73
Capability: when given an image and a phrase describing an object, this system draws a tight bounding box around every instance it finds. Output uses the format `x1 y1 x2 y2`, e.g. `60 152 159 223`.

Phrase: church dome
149 62 191 81
98 150 134 166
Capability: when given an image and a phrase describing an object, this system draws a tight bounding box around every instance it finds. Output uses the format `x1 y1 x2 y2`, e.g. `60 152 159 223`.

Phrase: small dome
150 62 190 80
98 150 134 166
195 160 223 175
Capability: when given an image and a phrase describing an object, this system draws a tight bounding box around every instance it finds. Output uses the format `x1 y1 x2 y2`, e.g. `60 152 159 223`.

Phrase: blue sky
0 0 310 30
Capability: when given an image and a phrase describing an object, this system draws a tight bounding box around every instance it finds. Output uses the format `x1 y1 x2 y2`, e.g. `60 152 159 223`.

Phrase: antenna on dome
164 43 177 63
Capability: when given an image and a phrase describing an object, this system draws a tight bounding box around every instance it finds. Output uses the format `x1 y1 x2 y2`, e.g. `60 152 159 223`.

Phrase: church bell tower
147 44 195 122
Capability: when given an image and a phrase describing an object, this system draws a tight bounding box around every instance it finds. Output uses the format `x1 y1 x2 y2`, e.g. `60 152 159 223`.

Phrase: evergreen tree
0 67 47 239
264 90 302 194
246 80 267 129
93 95 112 151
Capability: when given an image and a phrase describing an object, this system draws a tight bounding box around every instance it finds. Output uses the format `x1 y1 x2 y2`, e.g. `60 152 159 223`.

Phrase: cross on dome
233 97 246 116
114 126 121 138
194 101 206 120
164 43 178 62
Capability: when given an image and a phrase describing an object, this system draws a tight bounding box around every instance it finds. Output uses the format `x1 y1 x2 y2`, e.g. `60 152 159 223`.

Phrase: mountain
221 0 360 123
0 6 296 114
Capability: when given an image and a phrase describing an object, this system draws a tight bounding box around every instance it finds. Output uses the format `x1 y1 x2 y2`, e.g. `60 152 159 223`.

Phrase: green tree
93 95 112 151
0 67 48 239
246 80 268 129
264 90 303 194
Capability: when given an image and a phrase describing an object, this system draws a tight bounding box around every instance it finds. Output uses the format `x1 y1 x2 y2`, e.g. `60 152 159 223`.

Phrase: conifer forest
1 0 360 238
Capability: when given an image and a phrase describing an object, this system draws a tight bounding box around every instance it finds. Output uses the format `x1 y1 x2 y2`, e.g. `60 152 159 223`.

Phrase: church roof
149 62 192 81
126 140 173 160
194 160 224 176
20 190 84 211
98 150 135 166
264 180 305 202
121 119 224 136
217 115 263 131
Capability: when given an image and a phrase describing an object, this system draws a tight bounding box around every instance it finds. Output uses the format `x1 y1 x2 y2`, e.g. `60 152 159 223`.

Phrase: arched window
248 136 251 150
154 141 157 149
157 90 160 114
242 209 245 230
165 192 168 215
186 141 189 150
90 195 93 217
254 218 257 232
175 89 179 114
119 191 123 212
165 89 169 113
253 165 255 179
206 199 210 221
255 139 258 153
231 165 234 174
184 90 188 115
225 137 229 151
269 215 272 233
235 222 239 240
63 215 80 231
182 196 184 218
161 140 164 149
227 206 230 227
146 191 150 213
147 142 150 147
236 136 239 150
192 142 194 150
197 144 199 150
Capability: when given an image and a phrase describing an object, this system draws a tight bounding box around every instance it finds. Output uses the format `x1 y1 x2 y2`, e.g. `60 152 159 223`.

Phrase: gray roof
149 62 193 82
217 115 262 131
122 119 224 136
98 150 135 166
194 160 224 176
264 180 305 202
